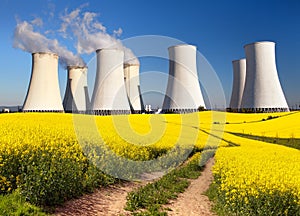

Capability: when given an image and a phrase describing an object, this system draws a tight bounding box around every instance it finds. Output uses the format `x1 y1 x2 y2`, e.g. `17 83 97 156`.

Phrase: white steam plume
13 19 85 68
60 8 139 64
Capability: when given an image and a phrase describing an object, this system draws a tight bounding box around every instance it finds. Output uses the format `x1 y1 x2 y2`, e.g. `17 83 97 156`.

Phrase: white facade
23 52 64 112
124 63 144 113
229 59 246 111
240 41 289 112
145 104 152 112
63 66 90 113
91 49 130 115
162 44 206 113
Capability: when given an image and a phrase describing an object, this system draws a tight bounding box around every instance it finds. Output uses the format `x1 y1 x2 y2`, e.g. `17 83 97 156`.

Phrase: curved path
55 159 215 216
55 182 137 216
165 158 216 216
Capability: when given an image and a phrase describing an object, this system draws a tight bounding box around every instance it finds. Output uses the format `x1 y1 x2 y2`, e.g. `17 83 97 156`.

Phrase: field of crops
209 111 300 215
0 112 229 206
0 111 299 214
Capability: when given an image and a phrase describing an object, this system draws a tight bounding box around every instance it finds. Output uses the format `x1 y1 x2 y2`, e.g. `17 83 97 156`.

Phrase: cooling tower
23 52 64 112
92 49 130 115
162 44 206 113
124 63 144 113
229 59 246 111
240 41 289 112
63 66 91 113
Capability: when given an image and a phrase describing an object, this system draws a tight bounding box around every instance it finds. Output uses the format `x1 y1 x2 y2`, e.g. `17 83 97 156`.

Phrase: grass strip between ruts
124 150 215 216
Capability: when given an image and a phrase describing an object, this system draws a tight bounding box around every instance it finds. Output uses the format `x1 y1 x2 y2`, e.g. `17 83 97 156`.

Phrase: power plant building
23 52 64 112
91 49 130 115
229 59 246 111
63 66 91 113
123 63 144 113
162 44 206 113
240 41 289 112
21 42 289 114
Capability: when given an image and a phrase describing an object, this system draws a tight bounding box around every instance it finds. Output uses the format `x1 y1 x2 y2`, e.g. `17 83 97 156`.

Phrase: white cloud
59 6 139 64
31 18 43 27
113 28 123 37
13 20 85 68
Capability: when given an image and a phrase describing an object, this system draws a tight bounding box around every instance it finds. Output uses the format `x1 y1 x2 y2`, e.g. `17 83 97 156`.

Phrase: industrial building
63 66 91 113
123 63 144 113
240 41 289 112
162 44 206 113
21 41 290 115
91 48 131 115
23 52 64 112
229 59 246 111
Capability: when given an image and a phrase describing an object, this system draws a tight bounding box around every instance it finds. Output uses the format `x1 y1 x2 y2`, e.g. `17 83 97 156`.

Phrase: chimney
162 44 206 113
63 66 90 113
241 41 289 112
23 52 64 112
91 49 130 115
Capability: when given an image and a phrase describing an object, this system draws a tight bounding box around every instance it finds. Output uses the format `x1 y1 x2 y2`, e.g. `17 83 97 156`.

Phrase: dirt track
55 159 215 216
55 182 137 216
164 158 216 216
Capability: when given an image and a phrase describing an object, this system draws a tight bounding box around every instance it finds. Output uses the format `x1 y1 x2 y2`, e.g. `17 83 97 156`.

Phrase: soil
54 158 215 216
54 182 138 216
164 158 216 216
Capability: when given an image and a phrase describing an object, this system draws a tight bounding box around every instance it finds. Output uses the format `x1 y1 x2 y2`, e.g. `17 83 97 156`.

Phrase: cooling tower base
64 110 91 114
23 110 64 113
162 108 198 114
131 110 143 114
93 110 131 115
236 107 290 113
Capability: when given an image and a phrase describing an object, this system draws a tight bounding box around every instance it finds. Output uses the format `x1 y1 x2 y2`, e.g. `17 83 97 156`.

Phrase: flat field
0 111 299 215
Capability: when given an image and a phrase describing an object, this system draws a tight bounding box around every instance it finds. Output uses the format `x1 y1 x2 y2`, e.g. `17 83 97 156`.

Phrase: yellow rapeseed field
210 111 300 214
0 112 229 201
223 111 300 138
0 111 299 213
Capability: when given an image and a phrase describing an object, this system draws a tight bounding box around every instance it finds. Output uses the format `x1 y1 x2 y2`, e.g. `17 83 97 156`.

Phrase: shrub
0 190 47 216
197 106 206 112
18 147 88 206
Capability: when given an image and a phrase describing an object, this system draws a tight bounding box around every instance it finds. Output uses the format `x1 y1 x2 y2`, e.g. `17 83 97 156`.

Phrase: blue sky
0 0 299 108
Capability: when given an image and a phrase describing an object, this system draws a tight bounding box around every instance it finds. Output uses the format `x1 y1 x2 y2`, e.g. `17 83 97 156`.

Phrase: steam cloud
59 8 139 64
13 18 86 68
13 5 139 67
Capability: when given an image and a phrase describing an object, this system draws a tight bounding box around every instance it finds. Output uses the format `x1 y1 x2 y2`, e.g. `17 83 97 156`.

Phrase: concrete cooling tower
162 44 206 113
229 59 246 111
240 41 289 112
92 49 130 115
23 52 64 112
63 66 91 113
124 63 144 113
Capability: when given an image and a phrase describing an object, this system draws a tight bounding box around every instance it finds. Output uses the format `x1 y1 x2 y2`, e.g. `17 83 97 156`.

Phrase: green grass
0 190 48 216
205 182 231 216
0 163 117 215
125 150 215 215
126 173 189 215
0 150 213 216
230 132 300 150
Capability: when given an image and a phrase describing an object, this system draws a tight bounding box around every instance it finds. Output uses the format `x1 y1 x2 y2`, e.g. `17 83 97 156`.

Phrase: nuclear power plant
21 41 290 114
63 66 91 113
239 41 289 112
23 52 64 112
162 44 206 113
229 59 246 111
91 48 131 115
123 63 144 113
